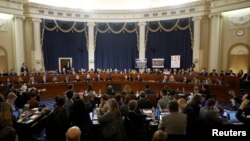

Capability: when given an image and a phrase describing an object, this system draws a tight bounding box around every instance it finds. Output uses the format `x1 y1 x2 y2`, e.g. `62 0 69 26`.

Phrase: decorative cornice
23 1 210 22
210 0 250 14
0 0 24 15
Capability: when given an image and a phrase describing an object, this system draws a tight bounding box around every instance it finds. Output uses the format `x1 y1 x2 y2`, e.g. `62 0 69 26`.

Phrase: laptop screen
228 111 239 122
12 110 20 120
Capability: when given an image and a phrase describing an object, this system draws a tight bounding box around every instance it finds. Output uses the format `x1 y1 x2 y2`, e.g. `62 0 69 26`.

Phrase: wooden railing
0 73 240 103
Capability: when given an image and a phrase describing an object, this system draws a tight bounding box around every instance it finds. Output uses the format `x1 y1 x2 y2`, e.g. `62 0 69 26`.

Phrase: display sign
152 58 164 68
171 55 181 68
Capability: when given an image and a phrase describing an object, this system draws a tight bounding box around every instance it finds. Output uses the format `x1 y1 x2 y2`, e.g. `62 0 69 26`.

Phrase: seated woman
122 85 133 95
0 102 18 141
97 98 126 141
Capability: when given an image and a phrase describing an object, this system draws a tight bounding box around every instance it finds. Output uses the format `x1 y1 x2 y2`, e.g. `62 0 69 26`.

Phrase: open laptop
12 110 20 120
224 110 243 125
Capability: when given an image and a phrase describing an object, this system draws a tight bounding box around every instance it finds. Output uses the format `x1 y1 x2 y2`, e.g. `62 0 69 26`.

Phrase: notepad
143 109 152 114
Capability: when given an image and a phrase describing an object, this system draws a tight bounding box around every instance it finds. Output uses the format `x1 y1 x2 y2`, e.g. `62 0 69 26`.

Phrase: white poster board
171 55 181 68
152 58 164 68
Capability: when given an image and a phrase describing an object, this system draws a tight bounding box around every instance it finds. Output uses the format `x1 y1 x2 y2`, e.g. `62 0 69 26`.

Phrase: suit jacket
21 66 28 73
95 77 103 81
199 107 223 126
158 112 187 135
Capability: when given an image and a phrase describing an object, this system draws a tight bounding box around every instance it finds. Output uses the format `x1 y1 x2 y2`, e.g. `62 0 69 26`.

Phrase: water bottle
156 108 161 121
152 107 155 117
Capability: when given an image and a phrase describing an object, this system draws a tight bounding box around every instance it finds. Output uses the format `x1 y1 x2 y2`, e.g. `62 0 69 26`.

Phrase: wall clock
236 29 244 37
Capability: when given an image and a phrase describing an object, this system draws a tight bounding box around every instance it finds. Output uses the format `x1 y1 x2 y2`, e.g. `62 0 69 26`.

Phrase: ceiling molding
24 1 210 22
210 0 250 13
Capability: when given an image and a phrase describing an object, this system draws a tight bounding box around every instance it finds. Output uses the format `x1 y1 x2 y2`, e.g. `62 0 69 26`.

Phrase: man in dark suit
95 74 103 81
20 63 28 74
144 84 155 94
137 91 152 109
135 74 143 81
64 61 71 74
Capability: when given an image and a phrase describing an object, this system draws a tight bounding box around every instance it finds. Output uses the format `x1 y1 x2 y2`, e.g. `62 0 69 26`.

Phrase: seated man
105 74 112 81
74 75 81 82
135 74 143 81
158 101 187 137
137 91 152 109
95 74 103 81
126 100 147 140
144 84 155 94
85 74 92 82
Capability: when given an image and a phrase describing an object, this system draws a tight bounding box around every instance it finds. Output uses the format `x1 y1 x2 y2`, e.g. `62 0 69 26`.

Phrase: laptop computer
225 110 243 125
12 110 20 120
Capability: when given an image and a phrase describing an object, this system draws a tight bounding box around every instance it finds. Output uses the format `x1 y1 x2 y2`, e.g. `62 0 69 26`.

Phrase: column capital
138 22 146 27
32 18 41 23
192 16 202 22
13 15 25 20
87 22 95 27
209 12 221 18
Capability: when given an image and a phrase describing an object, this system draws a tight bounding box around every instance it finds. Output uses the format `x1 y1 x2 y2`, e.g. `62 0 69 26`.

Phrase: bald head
66 126 81 141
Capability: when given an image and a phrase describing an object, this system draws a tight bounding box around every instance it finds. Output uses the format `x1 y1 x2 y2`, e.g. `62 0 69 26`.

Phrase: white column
13 16 25 75
209 13 221 72
138 22 146 59
87 22 95 70
32 18 43 71
192 16 202 71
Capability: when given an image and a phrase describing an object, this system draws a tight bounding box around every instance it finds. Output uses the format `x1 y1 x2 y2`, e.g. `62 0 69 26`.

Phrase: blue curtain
42 19 88 71
95 23 138 70
146 18 193 69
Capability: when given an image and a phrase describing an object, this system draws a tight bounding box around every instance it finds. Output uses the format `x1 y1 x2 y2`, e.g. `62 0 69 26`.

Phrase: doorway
229 45 249 73
0 47 7 71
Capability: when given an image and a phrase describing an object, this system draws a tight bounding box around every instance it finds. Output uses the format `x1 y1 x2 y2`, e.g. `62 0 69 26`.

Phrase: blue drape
42 20 88 71
146 18 193 69
95 23 138 70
